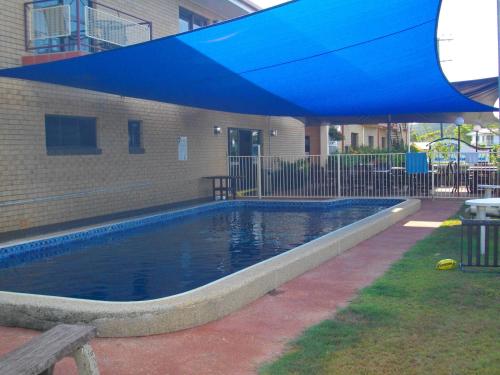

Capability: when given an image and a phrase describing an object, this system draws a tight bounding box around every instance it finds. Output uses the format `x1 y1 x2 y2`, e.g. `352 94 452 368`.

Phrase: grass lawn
261 210 500 375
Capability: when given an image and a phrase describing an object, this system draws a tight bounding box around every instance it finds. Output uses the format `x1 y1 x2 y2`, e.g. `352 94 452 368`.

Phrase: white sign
178 136 188 161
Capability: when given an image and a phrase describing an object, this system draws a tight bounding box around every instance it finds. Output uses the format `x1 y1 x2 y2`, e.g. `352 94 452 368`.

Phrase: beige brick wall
0 0 305 233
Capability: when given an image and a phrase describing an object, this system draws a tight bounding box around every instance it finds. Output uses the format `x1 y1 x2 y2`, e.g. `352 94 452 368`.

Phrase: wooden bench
0 324 99 375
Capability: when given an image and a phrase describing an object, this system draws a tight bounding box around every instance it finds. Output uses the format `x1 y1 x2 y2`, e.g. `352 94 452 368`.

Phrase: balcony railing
24 0 153 54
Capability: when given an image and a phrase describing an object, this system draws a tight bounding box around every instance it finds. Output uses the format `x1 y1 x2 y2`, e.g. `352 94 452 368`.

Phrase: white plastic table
477 184 500 198
465 198 500 254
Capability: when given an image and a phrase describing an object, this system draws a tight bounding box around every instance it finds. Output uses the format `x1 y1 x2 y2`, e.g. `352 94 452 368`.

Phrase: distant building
305 123 408 155
466 128 499 148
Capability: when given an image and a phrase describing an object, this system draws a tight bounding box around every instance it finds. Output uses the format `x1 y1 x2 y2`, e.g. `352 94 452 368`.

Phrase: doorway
228 128 262 157
228 128 263 196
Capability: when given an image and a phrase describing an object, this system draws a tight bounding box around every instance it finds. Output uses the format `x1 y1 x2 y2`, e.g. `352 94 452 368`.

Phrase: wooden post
72 344 100 375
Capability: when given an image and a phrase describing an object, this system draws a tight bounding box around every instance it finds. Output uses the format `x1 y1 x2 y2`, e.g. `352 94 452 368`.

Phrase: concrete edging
0 199 420 337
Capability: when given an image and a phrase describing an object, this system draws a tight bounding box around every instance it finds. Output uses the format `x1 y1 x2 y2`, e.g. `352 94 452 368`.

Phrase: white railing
84 6 150 47
228 152 500 199
28 5 71 41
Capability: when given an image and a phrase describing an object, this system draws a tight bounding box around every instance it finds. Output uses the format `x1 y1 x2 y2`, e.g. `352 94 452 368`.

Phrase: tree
328 126 343 142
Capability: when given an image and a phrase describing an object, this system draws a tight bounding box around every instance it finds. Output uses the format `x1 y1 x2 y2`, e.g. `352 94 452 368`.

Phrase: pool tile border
0 198 402 266
0 199 418 337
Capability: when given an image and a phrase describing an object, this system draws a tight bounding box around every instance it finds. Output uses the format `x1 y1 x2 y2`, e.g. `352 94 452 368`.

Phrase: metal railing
461 218 500 269
227 151 500 199
84 6 151 47
24 0 152 54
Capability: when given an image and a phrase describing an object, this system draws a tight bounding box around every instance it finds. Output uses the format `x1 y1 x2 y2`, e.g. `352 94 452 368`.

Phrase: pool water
0 202 396 301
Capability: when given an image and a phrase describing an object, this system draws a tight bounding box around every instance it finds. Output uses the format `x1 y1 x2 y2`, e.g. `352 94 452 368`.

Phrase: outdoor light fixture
213 126 222 136
454 117 465 126
270 129 278 137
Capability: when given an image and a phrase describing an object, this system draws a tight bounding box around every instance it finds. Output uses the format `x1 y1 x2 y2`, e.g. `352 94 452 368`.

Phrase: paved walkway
0 200 462 375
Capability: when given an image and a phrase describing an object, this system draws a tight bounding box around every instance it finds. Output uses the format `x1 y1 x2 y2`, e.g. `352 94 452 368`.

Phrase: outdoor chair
460 217 500 270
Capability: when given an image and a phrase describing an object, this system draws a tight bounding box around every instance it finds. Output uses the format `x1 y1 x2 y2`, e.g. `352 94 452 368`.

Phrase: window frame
351 132 359 149
305 135 311 154
45 114 101 156
128 120 145 154
179 7 209 32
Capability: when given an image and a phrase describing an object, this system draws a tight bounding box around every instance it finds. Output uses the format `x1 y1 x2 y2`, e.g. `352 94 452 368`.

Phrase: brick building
0 0 306 234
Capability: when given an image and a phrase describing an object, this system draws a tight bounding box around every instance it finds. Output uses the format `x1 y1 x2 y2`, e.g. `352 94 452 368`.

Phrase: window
33 0 93 54
179 7 209 32
45 115 100 155
381 137 386 149
368 135 374 148
350 133 359 149
305 136 311 154
128 120 144 154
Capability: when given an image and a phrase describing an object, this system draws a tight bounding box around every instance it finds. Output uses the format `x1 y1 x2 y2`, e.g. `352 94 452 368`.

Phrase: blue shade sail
0 0 496 117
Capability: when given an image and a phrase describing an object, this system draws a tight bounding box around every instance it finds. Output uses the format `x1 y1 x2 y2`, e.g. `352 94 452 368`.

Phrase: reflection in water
0 205 390 301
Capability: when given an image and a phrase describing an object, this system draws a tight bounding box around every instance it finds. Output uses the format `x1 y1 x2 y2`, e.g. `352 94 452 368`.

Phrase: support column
497 0 500 130
407 123 411 153
387 115 392 152
319 123 330 167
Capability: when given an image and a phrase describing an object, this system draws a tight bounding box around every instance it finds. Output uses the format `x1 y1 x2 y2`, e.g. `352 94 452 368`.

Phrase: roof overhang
189 0 259 18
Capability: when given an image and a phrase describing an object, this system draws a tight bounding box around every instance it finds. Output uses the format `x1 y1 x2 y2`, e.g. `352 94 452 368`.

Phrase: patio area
0 200 462 374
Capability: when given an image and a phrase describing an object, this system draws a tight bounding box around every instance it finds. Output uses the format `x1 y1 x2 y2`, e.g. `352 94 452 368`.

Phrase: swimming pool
0 199 419 337
0 200 400 302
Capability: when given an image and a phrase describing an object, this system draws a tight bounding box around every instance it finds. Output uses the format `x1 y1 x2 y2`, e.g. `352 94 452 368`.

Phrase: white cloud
438 0 498 81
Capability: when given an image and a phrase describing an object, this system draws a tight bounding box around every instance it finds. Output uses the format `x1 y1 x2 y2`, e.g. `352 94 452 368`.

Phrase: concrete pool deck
0 199 462 374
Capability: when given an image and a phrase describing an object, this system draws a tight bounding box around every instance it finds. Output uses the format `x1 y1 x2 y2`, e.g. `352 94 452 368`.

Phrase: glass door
228 128 262 196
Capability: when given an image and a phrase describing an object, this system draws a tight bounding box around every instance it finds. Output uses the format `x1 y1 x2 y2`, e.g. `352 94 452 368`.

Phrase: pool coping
0 198 420 337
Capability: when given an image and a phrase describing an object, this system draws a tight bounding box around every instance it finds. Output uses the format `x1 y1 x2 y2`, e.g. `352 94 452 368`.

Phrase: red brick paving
0 200 462 375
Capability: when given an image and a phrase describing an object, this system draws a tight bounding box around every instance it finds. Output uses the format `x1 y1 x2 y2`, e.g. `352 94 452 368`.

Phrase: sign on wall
178 136 188 161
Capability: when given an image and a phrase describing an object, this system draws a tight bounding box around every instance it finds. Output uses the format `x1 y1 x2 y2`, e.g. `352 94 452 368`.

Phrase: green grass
261 212 500 375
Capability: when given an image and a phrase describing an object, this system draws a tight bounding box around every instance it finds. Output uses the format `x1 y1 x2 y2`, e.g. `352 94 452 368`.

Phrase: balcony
23 0 152 65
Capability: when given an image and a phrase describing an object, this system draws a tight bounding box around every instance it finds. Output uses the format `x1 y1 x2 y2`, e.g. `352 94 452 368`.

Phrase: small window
128 120 144 154
305 136 311 154
179 7 209 32
45 115 100 155
381 137 386 149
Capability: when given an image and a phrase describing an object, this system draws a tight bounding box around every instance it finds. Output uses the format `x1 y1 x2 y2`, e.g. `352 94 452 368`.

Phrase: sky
251 0 498 82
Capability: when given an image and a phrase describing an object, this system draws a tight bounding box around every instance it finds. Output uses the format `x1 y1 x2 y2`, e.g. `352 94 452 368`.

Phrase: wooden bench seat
0 324 99 375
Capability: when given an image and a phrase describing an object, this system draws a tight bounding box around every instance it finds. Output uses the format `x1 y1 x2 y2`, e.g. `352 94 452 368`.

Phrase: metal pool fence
227 151 500 199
